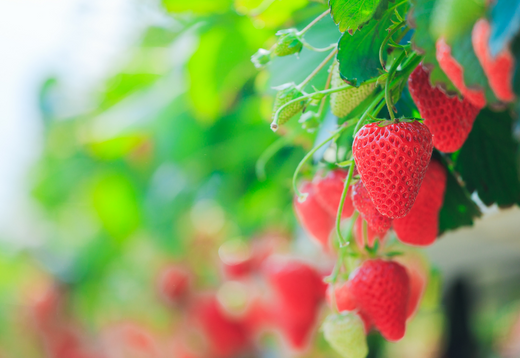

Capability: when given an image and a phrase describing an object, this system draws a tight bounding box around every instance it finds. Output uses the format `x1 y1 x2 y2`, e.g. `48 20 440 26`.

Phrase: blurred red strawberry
313 169 355 218
193 296 250 358
293 182 335 249
157 265 191 304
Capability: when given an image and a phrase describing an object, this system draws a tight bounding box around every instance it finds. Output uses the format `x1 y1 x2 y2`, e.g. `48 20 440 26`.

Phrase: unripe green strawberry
330 61 376 118
273 29 303 57
322 312 368 358
251 48 271 68
272 83 305 127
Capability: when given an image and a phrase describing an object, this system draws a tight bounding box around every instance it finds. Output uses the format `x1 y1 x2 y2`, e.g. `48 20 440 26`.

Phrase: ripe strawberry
353 216 386 249
262 257 325 314
349 259 410 341
393 160 447 247
293 181 335 249
351 180 392 235
436 37 487 108
352 121 433 219
327 283 372 333
313 169 355 218
322 312 369 358
330 61 376 118
472 18 515 102
408 64 481 153
193 296 250 358
272 84 305 126
263 257 325 350
157 265 190 303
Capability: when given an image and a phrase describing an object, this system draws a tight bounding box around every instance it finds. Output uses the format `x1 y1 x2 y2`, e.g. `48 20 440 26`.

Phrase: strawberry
408 64 481 153
322 312 369 358
262 257 325 314
327 283 372 333
393 160 447 247
272 83 305 127
293 181 335 249
262 257 325 350
349 259 410 341
193 296 250 358
351 180 392 235
313 169 355 218
436 37 487 108
352 121 433 219
472 18 516 102
157 265 190 304
353 216 386 249
330 61 376 118
273 29 303 57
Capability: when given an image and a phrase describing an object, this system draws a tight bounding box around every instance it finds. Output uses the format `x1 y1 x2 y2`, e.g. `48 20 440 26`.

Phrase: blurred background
1 0 520 357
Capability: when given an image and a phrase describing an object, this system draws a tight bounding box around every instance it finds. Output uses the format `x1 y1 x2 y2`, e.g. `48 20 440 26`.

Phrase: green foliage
455 109 520 207
329 0 383 34
408 0 458 92
336 1 408 85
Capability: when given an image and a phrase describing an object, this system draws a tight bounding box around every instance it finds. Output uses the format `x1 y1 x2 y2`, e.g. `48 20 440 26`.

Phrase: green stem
335 161 355 247
385 51 406 121
256 134 295 181
379 20 406 70
292 121 355 200
301 40 337 53
297 48 337 91
297 9 331 36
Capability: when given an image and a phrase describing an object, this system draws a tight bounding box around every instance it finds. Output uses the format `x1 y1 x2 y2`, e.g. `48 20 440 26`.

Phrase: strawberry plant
7 0 519 357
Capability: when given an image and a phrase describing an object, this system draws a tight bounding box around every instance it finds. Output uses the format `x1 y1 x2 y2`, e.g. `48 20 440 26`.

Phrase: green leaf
329 0 383 34
438 163 481 235
455 108 520 207
336 1 408 85
489 0 520 57
409 0 458 93
429 0 485 42
510 33 520 97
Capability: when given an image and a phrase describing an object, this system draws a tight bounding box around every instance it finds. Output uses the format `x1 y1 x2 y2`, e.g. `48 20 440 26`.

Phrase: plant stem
298 9 331 36
301 40 337 53
298 48 338 91
379 20 406 70
256 134 295 181
335 160 355 246
385 51 407 122
292 121 355 200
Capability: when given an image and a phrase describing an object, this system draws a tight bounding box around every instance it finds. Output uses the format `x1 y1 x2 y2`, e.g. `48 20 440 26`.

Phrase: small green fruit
273 29 303 57
272 83 305 126
322 312 368 358
251 48 271 68
330 61 376 118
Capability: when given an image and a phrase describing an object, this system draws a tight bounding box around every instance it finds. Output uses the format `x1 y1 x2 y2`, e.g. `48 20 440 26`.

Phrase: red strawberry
352 121 433 219
393 160 447 246
436 37 487 108
408 64 481 153
472 18 515 102
349 259 410 341
313 169 355 218
327 283 372 333
351 180 392 234
293 182 335 249
193 296 250 358
262 257 325 314
262 257 325 350
157 265 190 303
353 216 387 249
